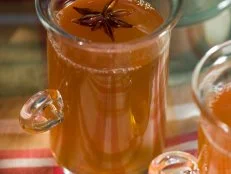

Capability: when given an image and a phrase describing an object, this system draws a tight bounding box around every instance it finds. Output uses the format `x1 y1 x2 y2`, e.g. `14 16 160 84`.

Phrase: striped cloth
0 132 198 174
0 102 200 174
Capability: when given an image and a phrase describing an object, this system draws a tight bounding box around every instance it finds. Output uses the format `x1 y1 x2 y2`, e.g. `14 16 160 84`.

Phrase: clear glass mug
149 40 231 173
20 0 182 173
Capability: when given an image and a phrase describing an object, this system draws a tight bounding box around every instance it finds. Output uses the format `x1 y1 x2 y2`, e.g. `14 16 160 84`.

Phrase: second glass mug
20 0 182 173
149 41 231 174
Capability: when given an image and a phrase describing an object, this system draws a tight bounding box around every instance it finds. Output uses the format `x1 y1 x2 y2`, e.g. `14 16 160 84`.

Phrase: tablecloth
0 88 200 173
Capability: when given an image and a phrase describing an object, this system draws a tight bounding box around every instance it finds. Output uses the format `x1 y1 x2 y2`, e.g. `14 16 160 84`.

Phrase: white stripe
168 103 200 121
165 140 198 152
0 120 24 134
0 120 50 135
0 103 199 134
0 158 57 169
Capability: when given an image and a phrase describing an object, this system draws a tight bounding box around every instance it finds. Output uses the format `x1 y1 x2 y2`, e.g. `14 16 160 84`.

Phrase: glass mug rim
192 40 231 135
35 0 183 51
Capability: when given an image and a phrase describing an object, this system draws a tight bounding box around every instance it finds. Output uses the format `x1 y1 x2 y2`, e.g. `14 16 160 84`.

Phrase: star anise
72 0 133 41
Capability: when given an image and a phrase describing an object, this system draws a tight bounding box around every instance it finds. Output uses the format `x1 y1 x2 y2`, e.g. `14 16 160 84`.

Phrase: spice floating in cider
57 0 164 42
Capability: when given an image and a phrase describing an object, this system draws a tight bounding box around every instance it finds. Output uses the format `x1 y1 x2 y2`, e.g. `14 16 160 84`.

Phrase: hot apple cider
198 85 231 174
47 0 167 173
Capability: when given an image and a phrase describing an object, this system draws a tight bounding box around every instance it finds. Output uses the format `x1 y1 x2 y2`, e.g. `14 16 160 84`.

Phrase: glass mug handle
20 90 64 133
149 151 199 174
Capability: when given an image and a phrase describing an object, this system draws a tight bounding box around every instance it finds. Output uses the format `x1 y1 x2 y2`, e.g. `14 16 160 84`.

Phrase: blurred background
169 0 231 85
0 0 49 150
0 0 46 97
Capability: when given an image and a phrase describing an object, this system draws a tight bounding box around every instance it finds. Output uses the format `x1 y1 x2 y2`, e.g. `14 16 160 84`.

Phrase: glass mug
149 40 231 174
20 0 182 173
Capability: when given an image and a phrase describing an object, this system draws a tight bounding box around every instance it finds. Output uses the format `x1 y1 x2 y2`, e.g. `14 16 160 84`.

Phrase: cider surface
57 0 163 42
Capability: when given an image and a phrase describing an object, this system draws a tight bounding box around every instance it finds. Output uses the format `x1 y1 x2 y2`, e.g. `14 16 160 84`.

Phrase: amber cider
47 0 167 173
198 85 231 174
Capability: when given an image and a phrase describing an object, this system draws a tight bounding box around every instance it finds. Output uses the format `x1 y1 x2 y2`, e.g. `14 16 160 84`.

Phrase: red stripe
0 167 63 174
185 149 198 157
166 131 198 147
0 132 197 159
0 133 198 159
52 167 64 174
0 149 52 159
